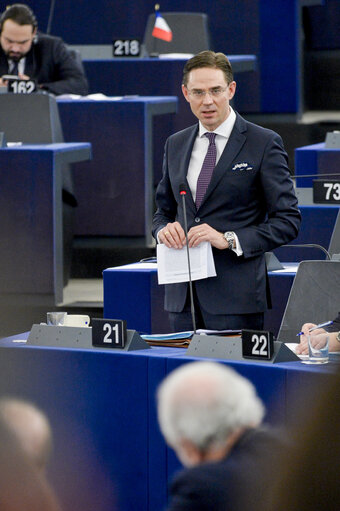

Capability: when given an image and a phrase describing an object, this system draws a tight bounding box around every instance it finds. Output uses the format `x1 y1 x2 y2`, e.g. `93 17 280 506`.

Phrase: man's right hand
159 222 186 249
0 73 30 86
295 323 326 355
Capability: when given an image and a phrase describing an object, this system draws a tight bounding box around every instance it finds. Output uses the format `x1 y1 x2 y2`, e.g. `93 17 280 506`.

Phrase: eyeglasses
187 87 228 99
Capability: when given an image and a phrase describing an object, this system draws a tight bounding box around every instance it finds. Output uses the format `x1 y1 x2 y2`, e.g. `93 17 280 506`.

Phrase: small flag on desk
152 10 172 42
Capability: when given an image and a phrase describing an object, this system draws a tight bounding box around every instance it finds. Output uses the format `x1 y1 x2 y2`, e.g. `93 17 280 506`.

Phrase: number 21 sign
92 318 127 348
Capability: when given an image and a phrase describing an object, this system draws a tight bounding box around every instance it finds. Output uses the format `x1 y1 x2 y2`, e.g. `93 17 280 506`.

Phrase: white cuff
232 233 243 256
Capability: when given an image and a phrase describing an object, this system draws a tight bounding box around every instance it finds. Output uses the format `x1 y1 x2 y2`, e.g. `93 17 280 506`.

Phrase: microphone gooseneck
179 183 196 334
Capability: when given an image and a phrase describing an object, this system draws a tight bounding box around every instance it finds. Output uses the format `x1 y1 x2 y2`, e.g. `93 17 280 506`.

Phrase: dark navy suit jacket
0 33 88 96
167 428 283 511
153 112 301 314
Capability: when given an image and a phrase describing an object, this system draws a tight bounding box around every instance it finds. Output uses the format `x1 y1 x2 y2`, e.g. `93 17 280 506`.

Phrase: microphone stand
180 188 197 334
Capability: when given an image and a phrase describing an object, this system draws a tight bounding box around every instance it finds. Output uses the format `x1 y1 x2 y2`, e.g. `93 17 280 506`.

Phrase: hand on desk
295 324 340 355
295 323 319 355
0 72 30 86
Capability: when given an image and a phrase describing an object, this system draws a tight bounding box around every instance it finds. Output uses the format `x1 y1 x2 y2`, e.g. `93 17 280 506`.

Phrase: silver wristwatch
223 231 235 250
336 331 340 343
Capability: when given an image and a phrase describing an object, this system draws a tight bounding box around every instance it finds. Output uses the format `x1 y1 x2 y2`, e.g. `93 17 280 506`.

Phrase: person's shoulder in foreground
168 426 284 511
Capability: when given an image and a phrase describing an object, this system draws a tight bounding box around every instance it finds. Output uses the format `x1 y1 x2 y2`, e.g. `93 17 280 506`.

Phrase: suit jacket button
194 217 200 223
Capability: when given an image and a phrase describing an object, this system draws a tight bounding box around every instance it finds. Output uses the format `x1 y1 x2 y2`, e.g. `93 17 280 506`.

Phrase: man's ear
175 438 203 467
227 81 236 101
182 84 190 103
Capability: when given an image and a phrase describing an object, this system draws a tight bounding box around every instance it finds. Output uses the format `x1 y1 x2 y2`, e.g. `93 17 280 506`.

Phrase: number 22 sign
242 330 274 360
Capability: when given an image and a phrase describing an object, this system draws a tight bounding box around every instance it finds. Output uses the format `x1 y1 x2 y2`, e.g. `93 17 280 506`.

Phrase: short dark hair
182 51 234 87
0 4 37 33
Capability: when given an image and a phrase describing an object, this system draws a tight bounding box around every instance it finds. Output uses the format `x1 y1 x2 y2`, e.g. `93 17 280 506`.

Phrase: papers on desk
270 264 299 273
57 93 124 101
286 342 340 360
106 262 157 270
141 331 193 347
156 241 216 284
285 343 308 360
158 53 194 59
141 329 241 347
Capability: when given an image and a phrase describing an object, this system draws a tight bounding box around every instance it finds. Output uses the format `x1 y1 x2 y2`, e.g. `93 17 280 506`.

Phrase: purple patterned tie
195 132 217 208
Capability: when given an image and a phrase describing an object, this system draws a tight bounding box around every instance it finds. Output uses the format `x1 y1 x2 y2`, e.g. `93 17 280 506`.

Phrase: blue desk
83 56 257 133
274 204 339 262
30 0 311 114
295 142 340 188
57 97 177 241
103 262 296 337
103 203 339 335
0 143 91 303
0 337 336 511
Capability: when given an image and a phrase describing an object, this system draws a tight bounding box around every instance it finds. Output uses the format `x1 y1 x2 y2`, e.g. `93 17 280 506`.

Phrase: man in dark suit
0 3 88 95
157 361 283 511
153 51 301 331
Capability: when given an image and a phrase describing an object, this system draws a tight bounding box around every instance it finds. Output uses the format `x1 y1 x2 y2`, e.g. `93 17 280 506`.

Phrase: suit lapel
177 126 198 215
0 50 9 75
24 49 35 78
198 113 247 209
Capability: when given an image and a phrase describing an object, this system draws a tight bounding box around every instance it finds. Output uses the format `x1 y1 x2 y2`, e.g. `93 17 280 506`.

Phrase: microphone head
179 183 186 195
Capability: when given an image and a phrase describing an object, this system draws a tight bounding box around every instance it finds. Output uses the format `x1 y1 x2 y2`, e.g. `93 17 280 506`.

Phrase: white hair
157 361 265 452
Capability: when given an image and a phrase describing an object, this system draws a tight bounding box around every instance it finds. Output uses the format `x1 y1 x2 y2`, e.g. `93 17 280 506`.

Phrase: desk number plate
7 78 37 94
313 179 340 204
112 39 141 57
242 330 274 360
92 318 127 348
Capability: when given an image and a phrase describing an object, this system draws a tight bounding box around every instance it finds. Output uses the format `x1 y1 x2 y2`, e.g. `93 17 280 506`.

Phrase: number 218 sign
242 330 274 360
92 318 127 348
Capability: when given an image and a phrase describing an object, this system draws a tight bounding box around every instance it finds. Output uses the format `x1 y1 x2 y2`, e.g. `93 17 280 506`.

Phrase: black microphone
46 0 57 34
179 183 196 334
290 172 340 179
281 243 331 260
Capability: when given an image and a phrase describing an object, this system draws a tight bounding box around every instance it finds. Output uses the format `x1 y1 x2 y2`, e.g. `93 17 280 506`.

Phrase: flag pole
151 4 160 56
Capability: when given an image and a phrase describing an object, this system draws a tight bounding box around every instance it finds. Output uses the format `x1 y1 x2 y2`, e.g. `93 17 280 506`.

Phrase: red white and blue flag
152 11 173 42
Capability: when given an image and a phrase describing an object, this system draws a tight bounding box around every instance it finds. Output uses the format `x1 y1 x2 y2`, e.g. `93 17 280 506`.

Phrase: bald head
0 398 52 472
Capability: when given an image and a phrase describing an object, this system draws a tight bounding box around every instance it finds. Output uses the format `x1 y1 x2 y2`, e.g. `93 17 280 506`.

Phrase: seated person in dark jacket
157 361 284 511
295 311 340 355
0 3 88 95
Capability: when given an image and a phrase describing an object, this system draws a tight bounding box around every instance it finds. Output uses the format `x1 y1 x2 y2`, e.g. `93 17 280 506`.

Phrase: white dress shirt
186 107 242 255
186 107 236 201
8 58 26 75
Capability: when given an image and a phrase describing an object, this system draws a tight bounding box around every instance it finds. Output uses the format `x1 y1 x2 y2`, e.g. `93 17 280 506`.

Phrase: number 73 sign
313 180 340 204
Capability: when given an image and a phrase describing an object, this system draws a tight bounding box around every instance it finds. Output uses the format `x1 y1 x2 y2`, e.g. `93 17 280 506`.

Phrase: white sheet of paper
285 342 308 360
106 262 157 270
158 53 194 59
156 241 216 284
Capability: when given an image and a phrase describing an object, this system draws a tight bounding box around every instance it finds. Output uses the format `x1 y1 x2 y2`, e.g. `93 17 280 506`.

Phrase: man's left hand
187 224 229 249
18 72 30 80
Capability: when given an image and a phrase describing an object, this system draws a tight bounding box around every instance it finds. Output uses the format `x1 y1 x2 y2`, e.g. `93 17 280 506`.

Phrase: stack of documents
141 331 193 347
141 329 241 347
